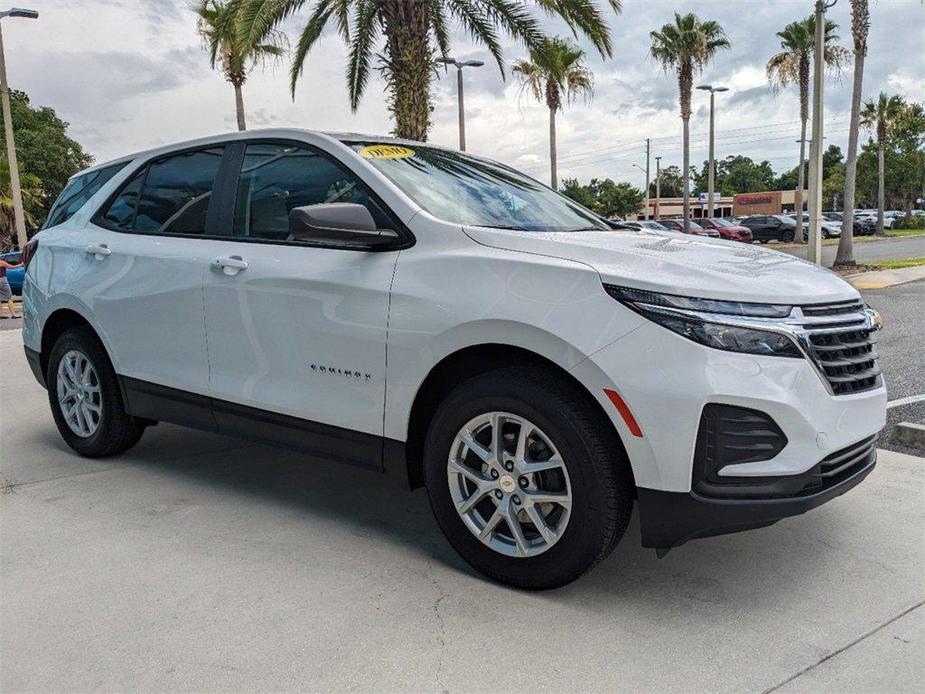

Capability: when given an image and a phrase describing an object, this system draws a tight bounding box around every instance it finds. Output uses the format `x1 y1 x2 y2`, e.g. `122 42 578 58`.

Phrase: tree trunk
876 141 885 236
382 0 432 141
682 116 690 231
549 107 557 190
796 117 807 243
233 81 246 131
835 0 868 268
678 63 692 233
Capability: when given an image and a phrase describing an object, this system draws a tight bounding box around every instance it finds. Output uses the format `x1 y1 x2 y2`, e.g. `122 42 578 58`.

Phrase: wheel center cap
499 475 516 493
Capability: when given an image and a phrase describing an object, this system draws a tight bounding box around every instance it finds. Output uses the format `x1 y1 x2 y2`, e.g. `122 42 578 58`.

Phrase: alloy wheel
56 349 102 438
447 412 572 558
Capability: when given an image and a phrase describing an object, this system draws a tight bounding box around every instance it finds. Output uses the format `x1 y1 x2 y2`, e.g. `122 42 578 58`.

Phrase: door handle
212 255 248 275
85 244 111 258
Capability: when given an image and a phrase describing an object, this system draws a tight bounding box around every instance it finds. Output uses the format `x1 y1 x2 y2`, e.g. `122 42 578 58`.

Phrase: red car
698 217 754 243
659 219 720 238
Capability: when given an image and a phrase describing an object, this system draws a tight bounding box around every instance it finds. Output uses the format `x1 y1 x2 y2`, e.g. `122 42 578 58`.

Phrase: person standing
0 256 21 319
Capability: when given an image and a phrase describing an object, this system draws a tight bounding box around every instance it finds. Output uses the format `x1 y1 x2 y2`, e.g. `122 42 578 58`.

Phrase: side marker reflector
603 388 643 438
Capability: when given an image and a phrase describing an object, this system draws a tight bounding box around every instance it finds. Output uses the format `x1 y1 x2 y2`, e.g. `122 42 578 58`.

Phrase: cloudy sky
5 0 924 187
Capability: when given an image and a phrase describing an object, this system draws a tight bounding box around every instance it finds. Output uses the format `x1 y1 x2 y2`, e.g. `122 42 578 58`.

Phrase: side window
101 170 144 229
43 161 128 230
98 147 224 235
232 143 390 242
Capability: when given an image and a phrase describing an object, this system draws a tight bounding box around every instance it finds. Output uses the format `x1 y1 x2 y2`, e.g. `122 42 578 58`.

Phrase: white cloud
4 0 923 185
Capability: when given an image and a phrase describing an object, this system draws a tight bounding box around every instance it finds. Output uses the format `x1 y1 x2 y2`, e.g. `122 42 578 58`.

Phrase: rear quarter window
42 161 129 230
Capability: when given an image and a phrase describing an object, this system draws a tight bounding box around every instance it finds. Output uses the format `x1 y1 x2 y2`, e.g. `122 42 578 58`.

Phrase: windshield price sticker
359 145 415 159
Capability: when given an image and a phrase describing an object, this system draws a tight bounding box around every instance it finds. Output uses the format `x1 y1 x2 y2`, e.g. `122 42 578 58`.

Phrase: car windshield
711 218 735 227
345 141 609 232
641 221 668 230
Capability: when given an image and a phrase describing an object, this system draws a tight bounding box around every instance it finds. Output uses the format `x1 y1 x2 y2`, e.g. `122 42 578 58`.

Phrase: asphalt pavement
1 327 924 692
775 235 925 266
860 280 925 455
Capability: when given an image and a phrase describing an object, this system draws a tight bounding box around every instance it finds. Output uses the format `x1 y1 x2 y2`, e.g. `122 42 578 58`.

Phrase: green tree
0 157 42 250
591 179 644 218
650 13 730 232
694 155 775 195
0 90 92 229
194 0 286 131
766 15 848 238
514 37 593 190
234 0 621 142
860 92 907 235
560 177 596 209
648 164 687 198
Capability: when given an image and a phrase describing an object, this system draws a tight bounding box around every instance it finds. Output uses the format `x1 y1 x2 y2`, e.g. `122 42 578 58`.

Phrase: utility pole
697 84 728 219
654 156 662 220
644 138 650 220
0 7 39 251
436 57 484 152
807 0 835 266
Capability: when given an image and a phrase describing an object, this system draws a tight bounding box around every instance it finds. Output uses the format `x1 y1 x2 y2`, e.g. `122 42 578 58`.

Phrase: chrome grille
798 302 881 395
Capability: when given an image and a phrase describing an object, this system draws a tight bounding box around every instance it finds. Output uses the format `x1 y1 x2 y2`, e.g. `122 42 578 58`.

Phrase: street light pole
697 84 728 219
0 7 38 250
807 0 836 266
437 57 484 152
654 156 661 220
644 138 650 220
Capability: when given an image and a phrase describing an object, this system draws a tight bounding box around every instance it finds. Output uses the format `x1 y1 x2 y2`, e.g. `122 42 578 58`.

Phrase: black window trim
91 137 415 252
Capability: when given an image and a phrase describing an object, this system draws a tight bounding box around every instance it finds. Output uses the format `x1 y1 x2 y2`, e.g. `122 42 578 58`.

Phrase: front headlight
605 285 802 358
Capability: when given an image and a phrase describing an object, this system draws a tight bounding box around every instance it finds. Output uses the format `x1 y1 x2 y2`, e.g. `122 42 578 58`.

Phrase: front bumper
637 437 877 549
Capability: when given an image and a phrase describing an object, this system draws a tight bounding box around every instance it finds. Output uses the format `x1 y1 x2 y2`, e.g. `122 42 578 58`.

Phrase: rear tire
423 367 634 589
46 326 145 457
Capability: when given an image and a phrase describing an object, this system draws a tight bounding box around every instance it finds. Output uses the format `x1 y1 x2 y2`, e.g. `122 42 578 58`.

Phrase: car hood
464 227 859 305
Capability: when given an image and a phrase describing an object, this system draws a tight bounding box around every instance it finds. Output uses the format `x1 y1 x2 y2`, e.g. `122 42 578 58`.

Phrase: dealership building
639 190 808 219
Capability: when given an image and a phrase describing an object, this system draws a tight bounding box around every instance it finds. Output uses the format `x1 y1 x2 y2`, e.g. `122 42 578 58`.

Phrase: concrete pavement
1 330 923 692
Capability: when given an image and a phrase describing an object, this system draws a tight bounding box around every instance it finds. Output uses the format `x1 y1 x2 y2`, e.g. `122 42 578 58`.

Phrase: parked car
853 217 878 236
0 250 24 294
622 220 671 231
790 212 842 238
659 219 721 238
740 214 798 243
21 130 886 588
697 217 753 243
823 212 843 223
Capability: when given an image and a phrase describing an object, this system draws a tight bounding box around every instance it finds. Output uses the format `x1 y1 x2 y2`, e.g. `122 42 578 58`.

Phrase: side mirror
288 203 399 248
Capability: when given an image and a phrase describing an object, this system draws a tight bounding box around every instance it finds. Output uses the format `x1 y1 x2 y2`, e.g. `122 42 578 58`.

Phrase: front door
201 142 402 467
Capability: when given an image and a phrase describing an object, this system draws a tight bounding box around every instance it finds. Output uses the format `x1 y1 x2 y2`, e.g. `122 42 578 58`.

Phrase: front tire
423 367 634 589
47 326 145 457
781 229 795 243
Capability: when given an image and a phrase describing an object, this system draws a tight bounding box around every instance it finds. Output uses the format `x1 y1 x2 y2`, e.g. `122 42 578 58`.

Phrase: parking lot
1 322 923 692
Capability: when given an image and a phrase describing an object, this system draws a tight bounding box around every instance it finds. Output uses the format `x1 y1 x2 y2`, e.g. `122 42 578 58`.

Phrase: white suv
21 130 886 588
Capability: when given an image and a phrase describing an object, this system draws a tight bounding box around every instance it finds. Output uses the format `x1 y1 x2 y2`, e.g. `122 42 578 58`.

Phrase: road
860 280 925 455
775 235 925 266
1 328 924 692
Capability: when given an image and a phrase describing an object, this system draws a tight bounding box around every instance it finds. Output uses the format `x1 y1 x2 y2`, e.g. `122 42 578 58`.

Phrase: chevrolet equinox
21 130 886 588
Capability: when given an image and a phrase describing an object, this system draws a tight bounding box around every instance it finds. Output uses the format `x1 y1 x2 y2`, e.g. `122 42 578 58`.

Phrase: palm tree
860 92 907 236
513 38 593 190
230 0 621 142
194 0 286 131
835 0 869 268
0 158 42 250
766 15 848 242
650 13 729 233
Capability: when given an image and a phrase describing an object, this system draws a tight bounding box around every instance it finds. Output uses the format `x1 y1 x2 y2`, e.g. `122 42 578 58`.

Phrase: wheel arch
40 308 102 380
399 343 635 491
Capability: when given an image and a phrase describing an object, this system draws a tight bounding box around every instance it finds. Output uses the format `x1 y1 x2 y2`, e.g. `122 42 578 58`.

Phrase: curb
891 422 925 451
847 265 925 289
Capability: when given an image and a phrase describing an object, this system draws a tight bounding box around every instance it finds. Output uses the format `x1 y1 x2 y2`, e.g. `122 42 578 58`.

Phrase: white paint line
887 393 925 409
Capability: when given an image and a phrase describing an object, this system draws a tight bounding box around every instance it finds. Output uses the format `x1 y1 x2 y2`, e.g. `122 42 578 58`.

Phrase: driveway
1 330 923 692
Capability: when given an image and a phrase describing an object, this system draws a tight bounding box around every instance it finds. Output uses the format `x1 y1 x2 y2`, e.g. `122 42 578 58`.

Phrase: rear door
73 146 232 422
201 140 404 467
